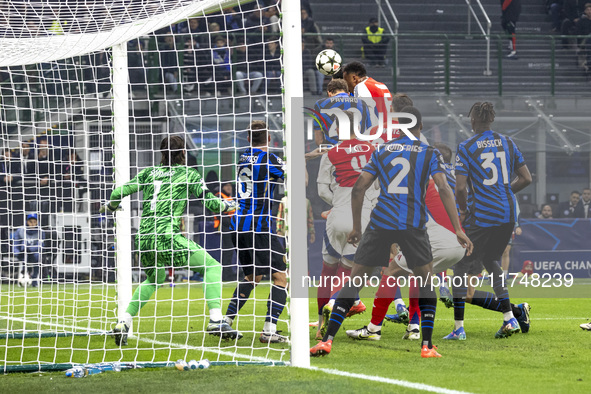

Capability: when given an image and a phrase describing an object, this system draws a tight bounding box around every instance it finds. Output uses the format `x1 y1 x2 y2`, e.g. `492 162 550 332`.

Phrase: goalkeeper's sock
452 283 467 322
121 312 132 327
226 281 255 320
125 279 157 316
195 251 223 311
265 284 287 330
470 290 522 317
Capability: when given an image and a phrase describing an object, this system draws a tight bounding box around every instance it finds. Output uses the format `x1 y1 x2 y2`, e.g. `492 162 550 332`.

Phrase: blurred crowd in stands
547 1 591 74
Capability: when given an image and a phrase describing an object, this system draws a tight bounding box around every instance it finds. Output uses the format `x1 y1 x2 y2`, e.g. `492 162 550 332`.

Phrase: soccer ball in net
316 49 342 76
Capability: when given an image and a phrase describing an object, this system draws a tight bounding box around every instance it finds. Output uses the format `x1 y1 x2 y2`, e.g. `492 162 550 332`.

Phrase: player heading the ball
101 136 241 346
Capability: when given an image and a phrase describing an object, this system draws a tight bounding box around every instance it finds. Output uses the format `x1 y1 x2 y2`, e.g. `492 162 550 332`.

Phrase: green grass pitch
1 282 590 393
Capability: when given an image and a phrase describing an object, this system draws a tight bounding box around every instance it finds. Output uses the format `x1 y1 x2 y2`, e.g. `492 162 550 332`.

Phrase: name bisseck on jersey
476 139 503 149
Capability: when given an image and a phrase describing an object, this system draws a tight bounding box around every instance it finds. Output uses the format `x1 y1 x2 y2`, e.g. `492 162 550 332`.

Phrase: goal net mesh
0 0 287 368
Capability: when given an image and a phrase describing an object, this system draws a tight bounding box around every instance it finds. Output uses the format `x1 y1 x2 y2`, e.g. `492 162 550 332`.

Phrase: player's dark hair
469 102 496 125
342 61 367 78
433 143 452 163
249 120 268 146
571 190 581 195
584 187 591 192
160 135 185 166
400 106 422 132
541 204 552 211
325 37 334 42
327 79 348 94
332 68 344 79
391 93 413 112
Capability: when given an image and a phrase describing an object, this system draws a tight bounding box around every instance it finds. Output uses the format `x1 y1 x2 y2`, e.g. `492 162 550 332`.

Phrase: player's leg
260 234 289 343
168 234 241 340
114 236 164 346
311 228 390 357
225 232 258 323
501 243 511 280
479 223 522 337
317 231 340 338
398 228 441 357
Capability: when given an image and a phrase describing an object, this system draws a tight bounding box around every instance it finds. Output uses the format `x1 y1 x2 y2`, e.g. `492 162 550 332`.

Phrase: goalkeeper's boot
207 320 243 340
345 326 381 341
259 331 289 344
310 340 332 357
385 304 409 325
421 345 442 358
580 322 591 331
495 318 520 338
439 286 454 308
113 322 129 346
346 301 366 318
403 324 421 340
516 303 531 333
443 326 466 340
320 303 332 337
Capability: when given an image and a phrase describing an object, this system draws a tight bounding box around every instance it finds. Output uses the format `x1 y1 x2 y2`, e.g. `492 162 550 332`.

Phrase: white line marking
307 366 473 394
4 316 285 363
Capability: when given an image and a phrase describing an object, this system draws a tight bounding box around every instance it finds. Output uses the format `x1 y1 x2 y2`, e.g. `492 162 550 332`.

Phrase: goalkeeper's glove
99 202 122 214
221 199 237 213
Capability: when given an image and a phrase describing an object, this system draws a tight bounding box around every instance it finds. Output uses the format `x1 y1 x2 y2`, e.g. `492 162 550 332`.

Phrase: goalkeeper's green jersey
109 164 223 235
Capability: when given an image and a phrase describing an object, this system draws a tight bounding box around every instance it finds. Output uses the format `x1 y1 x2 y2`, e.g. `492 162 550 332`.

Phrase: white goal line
307 366 474 394
4 316 286 363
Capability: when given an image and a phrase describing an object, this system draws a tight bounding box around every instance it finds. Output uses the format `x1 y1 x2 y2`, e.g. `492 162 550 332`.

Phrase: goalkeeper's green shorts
136 233 203 270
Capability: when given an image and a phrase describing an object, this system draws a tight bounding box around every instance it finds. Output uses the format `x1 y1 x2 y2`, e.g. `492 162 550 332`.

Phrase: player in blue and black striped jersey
311 107 473 359
225 120 288 344
449 102 532 340
311 78 373 146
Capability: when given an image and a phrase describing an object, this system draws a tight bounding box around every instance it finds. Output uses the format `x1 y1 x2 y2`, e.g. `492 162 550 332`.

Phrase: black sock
265 284 287 325
483 261 511 313
452 285 467 322
471 290 522 317
323 282 360 342
225 281 255 320
419 285 437 349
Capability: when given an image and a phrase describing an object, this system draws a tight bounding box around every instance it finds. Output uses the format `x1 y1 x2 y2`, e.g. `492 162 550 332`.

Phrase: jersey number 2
387 157 410 194
480 152 509 185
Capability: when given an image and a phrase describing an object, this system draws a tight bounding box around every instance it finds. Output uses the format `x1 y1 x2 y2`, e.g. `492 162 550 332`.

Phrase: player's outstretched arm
100 172 143 213
348 171 376 245
511 164 532 194
433 172 473 256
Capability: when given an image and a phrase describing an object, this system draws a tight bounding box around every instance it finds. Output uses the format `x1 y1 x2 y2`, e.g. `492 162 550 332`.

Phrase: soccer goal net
0 0 303 371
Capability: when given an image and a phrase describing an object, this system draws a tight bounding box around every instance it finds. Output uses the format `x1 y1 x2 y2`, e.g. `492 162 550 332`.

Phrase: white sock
503 269 509 277
394 298 406 309
454 320 464 330
503 311 515 321
263 321 277 334
122 312 132 327
367 322 381 332
318 314 323 327
352 299 360 307
327 299 335 307
209 308 223 322
409 323 420 331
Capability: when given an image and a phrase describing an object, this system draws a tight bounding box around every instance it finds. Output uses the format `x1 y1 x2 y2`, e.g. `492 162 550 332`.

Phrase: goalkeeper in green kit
100 136 241 345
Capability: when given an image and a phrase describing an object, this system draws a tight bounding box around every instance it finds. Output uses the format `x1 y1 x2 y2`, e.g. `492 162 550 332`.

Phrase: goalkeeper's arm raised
100 170 144 213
